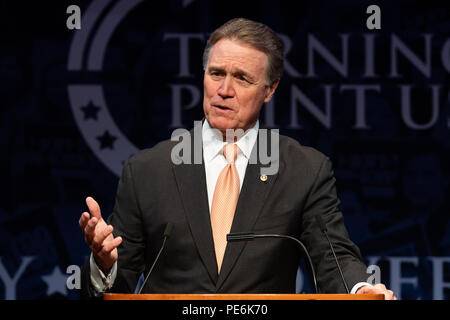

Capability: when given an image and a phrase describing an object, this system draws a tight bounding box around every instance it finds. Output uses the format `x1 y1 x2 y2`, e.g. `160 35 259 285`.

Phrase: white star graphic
41 266 68 296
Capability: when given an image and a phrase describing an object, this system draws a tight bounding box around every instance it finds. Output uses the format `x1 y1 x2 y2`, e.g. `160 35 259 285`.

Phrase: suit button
260 174 268 182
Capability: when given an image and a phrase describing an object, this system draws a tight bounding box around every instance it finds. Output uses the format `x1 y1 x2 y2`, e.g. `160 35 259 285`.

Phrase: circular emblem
67 0 144 177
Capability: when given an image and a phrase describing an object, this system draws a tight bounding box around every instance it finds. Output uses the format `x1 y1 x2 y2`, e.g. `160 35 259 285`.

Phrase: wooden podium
104 293 384 300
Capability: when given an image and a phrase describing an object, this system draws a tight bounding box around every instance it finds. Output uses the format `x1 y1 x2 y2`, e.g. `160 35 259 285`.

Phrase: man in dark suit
79 18 395 299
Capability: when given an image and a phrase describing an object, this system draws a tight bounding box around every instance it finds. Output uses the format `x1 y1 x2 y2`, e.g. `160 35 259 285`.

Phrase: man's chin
207 117 237 131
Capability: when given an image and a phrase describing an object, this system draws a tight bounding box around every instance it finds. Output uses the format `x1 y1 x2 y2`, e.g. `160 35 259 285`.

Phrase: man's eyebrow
207 66 225 73
207 65 257 83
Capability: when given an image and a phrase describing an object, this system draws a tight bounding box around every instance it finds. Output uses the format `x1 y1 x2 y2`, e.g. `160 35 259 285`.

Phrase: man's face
203 39 279 133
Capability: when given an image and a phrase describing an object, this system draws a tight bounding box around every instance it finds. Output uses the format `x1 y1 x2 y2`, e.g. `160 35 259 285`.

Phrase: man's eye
236 75 248 82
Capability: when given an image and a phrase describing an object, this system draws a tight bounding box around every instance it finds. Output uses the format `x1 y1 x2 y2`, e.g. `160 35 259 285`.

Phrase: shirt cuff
351 282 373 294
89 253 117 292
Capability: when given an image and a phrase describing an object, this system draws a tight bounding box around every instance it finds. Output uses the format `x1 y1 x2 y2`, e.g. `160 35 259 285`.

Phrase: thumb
86 196 103 220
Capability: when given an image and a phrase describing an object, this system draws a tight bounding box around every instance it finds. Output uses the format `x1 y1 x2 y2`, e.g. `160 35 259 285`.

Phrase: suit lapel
215 130 281 291
172 127 219 285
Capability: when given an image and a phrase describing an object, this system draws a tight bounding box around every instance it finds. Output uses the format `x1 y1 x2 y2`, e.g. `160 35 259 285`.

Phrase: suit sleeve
80 159 146 298
299 156 368 293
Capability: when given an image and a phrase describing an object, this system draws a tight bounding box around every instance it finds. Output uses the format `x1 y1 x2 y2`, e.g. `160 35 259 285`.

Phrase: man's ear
264 78 280 103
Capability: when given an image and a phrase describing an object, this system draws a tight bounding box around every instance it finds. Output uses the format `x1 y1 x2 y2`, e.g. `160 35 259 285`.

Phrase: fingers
373 283 387 294
373 284 394 300
82 218 97 248
84 220 123 255
92 225 115 251
84 216 99 243
86 196 102 220
97 236 123 257
384 289 395 300
362 284 396 300
79 212 90 230
92 236 122 273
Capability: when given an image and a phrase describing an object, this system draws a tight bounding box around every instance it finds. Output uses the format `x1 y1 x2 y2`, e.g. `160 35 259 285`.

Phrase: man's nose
217 76 235 98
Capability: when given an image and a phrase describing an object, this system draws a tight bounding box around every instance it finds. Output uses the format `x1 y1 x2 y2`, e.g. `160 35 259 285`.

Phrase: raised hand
79 196 122 274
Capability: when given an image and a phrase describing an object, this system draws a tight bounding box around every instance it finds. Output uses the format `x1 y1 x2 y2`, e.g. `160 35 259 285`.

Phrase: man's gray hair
202 18 284 85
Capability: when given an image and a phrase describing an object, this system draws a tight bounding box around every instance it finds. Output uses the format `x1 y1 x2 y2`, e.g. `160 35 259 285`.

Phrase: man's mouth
214 104 232 111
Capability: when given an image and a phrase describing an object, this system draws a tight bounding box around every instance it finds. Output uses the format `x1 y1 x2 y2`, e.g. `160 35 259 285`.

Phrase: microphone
315 215 350 294
227 232 318 294
137 222 173 294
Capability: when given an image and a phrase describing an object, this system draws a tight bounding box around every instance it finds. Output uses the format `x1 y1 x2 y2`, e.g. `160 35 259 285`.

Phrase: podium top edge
103 293 384 300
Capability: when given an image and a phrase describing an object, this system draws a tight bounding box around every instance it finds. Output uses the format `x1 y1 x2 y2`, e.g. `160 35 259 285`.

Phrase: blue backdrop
1 0 449 299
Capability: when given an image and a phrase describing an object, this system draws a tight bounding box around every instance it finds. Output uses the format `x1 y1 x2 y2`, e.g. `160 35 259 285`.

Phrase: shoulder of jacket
278 134 327 162
125 138 177 168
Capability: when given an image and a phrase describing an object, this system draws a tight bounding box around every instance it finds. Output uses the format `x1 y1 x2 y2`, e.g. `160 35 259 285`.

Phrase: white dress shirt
202 119 259 211
90 119 370 293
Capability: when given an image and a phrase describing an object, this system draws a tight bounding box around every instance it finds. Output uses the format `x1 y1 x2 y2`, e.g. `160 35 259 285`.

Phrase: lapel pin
260 174 268 182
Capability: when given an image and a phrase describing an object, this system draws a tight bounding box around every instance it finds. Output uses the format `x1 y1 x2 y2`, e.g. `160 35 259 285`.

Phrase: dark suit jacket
80 128 368 298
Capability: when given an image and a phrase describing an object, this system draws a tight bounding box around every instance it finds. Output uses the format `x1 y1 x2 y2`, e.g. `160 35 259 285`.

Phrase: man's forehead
207 39 268 73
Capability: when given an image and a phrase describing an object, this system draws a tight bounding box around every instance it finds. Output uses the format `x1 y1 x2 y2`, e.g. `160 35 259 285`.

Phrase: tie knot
223 144 238 163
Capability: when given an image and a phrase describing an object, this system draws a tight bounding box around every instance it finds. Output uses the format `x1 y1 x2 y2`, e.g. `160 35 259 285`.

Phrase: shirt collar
202 119 259 162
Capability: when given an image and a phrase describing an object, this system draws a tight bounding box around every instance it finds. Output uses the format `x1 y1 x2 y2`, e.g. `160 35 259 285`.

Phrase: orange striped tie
210 144 240 273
